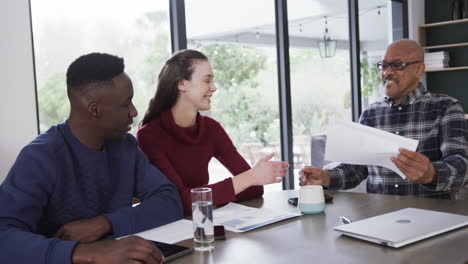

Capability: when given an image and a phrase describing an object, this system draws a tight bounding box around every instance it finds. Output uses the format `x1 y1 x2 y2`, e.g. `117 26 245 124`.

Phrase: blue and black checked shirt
329 83 468 199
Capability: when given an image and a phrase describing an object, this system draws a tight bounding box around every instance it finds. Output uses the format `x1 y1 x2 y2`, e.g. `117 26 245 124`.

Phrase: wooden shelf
423 42 468 50
426 66 468 72
418 18 468 47
420 18 468 28
419 19 468 72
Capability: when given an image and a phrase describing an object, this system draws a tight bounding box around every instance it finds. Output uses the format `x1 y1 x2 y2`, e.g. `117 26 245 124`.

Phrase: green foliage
201 44 274 146
201 45 265 90
130 11 171 130
37 72 69 131
288 48 352 136
132 35 170 128
133 11 170 89
289 48 317 64
37 10 171 133
292 104 330 135
361 61 381 98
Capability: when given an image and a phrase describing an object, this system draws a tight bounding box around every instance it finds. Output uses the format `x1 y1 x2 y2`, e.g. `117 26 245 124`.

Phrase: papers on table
214 203 301 232
122 204 301 242
325 120 419 179
124 219 193 244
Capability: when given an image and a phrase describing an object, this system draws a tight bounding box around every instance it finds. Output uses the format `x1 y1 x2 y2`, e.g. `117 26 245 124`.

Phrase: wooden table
173 190 468 264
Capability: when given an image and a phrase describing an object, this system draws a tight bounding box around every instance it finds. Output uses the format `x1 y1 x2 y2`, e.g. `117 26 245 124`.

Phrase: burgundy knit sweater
137 110 263 215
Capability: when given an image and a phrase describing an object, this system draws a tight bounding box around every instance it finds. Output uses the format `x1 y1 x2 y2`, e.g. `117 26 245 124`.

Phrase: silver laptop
334 208 468 248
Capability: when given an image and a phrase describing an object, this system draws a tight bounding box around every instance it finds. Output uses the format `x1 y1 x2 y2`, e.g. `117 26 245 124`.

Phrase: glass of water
191 187 214 251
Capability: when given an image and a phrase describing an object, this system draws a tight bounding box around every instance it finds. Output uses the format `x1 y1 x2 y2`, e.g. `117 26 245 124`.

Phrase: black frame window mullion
402 0 409 38
170 0 187 53
348 0 362 122
275 0 294 190
391 0 409 38
28 0 40 135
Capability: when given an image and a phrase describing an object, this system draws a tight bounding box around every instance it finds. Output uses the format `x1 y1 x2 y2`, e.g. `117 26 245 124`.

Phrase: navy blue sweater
0 122 183 264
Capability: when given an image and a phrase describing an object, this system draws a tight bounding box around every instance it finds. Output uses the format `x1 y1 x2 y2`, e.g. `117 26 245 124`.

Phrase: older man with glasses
300 39 468 199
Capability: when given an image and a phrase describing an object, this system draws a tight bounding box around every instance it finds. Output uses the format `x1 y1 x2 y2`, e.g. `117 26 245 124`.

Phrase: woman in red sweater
137 49 289 215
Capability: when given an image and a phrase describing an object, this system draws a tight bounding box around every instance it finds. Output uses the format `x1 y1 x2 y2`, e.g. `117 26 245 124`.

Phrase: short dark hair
66 52 124 95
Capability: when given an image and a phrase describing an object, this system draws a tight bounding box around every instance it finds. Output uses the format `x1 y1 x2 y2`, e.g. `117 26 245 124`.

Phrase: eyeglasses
376 60 422 71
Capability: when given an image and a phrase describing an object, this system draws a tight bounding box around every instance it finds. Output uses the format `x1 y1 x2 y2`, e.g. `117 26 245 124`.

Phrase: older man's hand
391 148 437 184
299 166 331 187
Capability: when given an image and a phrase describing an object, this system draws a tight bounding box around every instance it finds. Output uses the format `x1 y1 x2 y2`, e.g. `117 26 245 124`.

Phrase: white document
123 219 193 244
325 120 419 179
214 203 301 233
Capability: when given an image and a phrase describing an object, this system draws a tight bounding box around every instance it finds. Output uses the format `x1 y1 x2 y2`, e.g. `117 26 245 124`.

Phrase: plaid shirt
329 83 468 199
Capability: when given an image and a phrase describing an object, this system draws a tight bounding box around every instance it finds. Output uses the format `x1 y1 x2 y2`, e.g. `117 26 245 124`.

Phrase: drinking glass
191 187 214 251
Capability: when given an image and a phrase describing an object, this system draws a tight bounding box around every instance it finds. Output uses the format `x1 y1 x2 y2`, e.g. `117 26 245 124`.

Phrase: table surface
173 190 468 264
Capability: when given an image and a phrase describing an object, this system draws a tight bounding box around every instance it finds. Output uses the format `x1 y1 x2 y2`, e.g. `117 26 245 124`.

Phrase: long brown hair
140 49 208 127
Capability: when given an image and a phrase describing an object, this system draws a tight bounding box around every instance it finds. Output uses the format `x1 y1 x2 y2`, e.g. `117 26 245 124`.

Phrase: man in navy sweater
0 53 183 263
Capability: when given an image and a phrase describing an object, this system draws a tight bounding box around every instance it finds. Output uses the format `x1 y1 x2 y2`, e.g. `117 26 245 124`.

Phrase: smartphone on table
288 197 298 206
214 225 226 240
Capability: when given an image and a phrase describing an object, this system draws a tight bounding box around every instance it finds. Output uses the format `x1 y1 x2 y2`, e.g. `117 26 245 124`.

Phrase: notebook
333 207 468 248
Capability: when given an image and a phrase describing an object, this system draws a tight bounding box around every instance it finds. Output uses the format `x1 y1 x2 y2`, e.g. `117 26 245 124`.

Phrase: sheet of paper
123 219 193 244
325 120 419 179
214 203 301 233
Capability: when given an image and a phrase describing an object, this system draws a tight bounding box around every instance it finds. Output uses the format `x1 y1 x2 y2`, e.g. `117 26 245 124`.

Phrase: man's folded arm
103 149 183 237
0 146 78 264
0 226 78 264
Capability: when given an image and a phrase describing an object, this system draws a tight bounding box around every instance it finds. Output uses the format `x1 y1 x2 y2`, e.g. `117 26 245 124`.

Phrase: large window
31 0 406 190
359 0 391 110
31 0 171 133
287 1 352 188
185 0 282 192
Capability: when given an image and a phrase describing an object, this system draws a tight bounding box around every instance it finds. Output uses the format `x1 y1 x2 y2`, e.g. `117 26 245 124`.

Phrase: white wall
0 0 38 182
407 0 426 86
407 0 425 41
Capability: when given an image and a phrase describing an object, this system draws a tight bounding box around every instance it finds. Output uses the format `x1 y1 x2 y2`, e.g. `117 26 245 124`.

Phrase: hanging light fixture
318 16 336 58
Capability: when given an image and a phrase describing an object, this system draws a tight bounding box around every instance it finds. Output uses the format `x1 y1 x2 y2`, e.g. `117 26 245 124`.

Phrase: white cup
298 185 325 214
